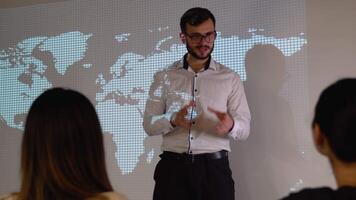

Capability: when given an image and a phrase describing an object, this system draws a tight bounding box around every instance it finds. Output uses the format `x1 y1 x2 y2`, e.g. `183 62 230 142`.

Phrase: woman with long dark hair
1 88 126 200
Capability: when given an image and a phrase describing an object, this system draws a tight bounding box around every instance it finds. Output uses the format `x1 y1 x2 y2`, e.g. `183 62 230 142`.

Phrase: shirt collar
179 53 216 71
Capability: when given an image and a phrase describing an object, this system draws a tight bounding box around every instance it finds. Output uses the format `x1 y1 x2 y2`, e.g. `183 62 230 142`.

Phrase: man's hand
171 101 195 129
208 107 234 136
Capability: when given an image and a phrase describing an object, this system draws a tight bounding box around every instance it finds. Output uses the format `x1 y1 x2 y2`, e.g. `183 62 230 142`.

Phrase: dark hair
180 7 216 33
19 88 113 200
313 78 356 162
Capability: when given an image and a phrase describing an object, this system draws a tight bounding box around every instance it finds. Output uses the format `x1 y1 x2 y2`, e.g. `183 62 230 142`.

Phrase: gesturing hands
208 107 234 136
171 101 196 129
170 103 234 135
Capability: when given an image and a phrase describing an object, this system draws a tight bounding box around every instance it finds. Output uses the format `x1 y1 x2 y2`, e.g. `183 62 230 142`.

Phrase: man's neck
186 54 209 73
331 158 356 188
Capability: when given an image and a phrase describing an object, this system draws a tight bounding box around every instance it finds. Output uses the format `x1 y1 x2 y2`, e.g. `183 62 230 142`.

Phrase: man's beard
186 42 214 60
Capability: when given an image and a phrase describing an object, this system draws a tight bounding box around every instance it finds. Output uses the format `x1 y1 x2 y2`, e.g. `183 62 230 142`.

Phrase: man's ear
180 33 186 44
312 123 330 156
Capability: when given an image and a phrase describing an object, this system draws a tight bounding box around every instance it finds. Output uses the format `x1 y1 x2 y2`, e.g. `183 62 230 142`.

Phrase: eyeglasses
184 31 217 43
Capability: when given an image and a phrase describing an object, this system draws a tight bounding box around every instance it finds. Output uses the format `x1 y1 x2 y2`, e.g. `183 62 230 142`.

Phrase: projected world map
0 29 307 174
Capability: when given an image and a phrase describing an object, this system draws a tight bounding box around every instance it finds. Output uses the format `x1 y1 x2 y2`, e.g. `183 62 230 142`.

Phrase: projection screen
0 1 320 199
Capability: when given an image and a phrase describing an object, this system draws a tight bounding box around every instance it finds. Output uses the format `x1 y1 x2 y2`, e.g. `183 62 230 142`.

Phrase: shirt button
192 121 195 125
195 74 198 77
190 136 194 140
189 151 193 154
194 89 198 92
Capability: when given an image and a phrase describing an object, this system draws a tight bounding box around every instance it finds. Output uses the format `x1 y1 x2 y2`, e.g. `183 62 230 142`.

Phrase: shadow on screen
231 44 305 200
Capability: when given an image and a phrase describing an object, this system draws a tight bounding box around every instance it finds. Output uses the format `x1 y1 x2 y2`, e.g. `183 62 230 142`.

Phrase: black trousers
153 151 235 200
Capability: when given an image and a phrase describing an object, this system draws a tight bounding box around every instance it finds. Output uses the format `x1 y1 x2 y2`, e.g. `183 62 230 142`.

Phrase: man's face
181 18 216 60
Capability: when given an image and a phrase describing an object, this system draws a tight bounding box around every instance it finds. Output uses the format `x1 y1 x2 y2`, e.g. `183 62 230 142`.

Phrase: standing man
143 7 251 200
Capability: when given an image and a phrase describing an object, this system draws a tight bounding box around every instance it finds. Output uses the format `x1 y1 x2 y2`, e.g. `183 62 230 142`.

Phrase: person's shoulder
87 191 128 200
161 60 182 72
212 60 241 77
0 193 18 200
100 191 128 200
281 187 334 200
152 60 182 77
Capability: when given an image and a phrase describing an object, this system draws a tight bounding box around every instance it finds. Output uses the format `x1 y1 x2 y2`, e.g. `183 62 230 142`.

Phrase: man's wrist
170 112 177 127
228 120 235 133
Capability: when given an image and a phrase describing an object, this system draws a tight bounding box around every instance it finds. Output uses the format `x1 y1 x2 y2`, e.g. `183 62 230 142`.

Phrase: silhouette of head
20 88 113 199
313 78 356 162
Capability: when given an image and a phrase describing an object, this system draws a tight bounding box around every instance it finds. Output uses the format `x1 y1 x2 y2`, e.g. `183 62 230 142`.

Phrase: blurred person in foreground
0 88 126 200
281 78 356 199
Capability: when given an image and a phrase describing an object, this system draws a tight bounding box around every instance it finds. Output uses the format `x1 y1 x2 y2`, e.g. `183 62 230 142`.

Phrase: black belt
160 150 228 163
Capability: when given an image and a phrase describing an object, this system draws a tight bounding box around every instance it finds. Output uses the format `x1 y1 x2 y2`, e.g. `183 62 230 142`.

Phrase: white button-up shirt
143 55 251 154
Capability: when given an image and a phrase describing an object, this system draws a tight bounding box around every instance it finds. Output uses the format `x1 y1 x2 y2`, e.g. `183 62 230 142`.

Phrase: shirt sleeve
143 71 175 136
227 74 251 141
